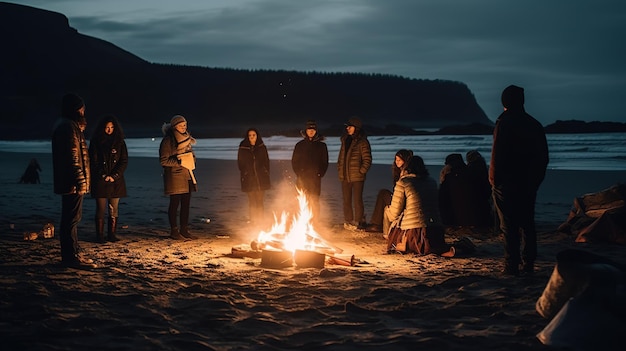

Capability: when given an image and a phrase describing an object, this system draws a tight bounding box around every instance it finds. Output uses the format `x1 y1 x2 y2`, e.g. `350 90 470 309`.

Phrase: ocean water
1 133 625 171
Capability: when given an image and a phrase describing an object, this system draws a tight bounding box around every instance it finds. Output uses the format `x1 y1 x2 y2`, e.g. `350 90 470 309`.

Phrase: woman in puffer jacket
385 155 454 256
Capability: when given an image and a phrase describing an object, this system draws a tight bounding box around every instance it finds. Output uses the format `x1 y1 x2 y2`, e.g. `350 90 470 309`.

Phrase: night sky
9 0 626 125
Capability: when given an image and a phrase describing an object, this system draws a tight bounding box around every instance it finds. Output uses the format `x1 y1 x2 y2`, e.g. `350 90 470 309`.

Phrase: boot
180 226 197 240
107 217 120 242
96 218 105 243
170 227 185 240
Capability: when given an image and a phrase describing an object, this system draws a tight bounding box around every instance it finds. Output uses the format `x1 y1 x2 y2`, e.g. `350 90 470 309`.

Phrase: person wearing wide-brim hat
337 116 372 231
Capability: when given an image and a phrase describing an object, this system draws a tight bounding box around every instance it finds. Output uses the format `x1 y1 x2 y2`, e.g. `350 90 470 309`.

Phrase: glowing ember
253 188 341 255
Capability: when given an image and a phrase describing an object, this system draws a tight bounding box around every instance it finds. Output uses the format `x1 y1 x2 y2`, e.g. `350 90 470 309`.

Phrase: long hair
404 155 429 179
91 114 124 144
392 149 414 183
241 128 264 146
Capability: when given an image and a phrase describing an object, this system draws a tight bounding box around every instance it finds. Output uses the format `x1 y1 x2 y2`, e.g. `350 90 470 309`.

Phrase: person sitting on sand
385 155 454 257
19 158 42 184
365 149 413 234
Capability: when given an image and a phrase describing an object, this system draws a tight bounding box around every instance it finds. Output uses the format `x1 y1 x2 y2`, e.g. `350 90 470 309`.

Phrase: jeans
341 181 365 224
60 193 83 261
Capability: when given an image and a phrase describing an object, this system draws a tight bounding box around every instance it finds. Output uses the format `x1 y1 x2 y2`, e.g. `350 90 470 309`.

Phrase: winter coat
386 173 441 230
51 118 90 195
337 132 372 182
238 139 271 193
159 128 196 195
489 109 549 190
89 135 128 198
291 132 329 195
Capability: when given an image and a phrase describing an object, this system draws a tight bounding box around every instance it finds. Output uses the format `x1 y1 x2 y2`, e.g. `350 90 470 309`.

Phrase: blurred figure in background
19 158 42 184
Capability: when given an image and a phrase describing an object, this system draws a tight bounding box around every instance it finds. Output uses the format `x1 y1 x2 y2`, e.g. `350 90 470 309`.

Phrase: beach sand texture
2 152 625 350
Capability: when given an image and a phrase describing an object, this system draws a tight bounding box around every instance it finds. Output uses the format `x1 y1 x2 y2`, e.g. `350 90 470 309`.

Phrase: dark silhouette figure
438 153 471 226
19 158 41 184
489 85 549 276
465 150 493 228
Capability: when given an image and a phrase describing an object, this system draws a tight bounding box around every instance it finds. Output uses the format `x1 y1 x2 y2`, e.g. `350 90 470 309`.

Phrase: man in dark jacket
489 85 549 276
52 93 96 269
291 120 329 224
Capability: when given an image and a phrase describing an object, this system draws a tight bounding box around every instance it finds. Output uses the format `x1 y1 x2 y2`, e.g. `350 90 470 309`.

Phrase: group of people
51 93 128 269
51 84 548 276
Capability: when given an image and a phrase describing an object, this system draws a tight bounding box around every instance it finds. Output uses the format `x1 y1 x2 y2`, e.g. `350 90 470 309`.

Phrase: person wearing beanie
365 149 413 234
51 93 95 269
291 120 329 224
237 128 271 227
489 85 549 276
89 114 128 243
159 115 198 240
337 116 372 231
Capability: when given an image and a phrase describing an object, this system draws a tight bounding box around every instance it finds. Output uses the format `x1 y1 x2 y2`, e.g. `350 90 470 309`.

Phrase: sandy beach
1 151 625 350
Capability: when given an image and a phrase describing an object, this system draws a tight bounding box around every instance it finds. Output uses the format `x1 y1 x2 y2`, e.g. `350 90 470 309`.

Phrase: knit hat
501 85 525 109
345 117 362 129
305 120 317 130
61 93 84 119
170 115 187 127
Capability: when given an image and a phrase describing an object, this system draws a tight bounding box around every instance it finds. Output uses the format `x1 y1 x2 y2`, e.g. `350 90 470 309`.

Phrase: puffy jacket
89 135 128 198
160 132 195 195
51 118 90 195
386 173 441 230
337 132 372 182
238 140 271 192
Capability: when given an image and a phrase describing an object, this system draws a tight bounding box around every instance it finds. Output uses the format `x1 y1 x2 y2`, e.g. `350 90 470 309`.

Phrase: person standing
238 128 271 227
337 116 372 231
159 115 198 240
51 93 96 269
89 114 128 243
291 120 329 224
489 85 549 276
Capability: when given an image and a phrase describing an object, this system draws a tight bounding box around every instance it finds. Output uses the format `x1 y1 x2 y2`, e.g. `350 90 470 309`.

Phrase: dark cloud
8 0 626 124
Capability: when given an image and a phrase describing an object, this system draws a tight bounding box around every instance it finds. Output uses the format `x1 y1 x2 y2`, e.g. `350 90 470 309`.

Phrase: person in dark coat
366 149 413 233
159 115 198 240
465 150 493 227
489 85 549 276
438 153 472 226
89 114 128 243
51 93 95 269
291 120 329 224
238 128 271 226
19 158 42 184
337 116 372 231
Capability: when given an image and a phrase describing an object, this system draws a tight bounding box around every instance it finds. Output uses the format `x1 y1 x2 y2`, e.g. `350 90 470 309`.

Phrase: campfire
234 188 345 268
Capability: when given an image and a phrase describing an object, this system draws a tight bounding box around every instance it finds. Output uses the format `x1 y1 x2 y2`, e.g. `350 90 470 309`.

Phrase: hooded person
489 85 549 276
51 93 95 269
159 115 198 240
291 119 329 224
337 116 372 230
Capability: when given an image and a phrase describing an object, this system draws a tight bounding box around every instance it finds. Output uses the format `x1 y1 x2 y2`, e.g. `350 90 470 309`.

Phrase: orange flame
255 188 340 255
